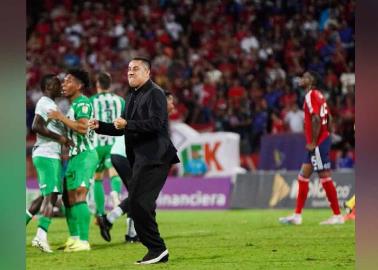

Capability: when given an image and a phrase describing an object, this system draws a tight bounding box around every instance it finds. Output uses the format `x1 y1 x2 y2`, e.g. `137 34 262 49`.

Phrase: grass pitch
26 210 355 270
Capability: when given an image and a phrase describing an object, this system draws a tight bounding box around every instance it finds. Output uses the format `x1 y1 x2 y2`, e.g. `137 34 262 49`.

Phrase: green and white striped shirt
66 95 94 156
90 92 125 147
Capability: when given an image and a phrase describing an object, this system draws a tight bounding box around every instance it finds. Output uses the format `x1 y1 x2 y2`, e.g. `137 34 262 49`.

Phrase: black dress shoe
135 249 169 265
96 215 112 242
125 234 140 243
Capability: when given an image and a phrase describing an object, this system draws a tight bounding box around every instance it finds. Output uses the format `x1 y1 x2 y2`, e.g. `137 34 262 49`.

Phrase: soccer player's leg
279 151 313 225
59 164 80 250
94 146 106 218
108 167 122 208
110 154 138 243
314 137 344 225
31 157 62 252
26 195 43 225
65 150 98 252
95 154 127 242
101 145 122 209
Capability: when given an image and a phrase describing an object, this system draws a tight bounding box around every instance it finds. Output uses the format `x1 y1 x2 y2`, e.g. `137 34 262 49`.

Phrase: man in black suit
89 57 179 264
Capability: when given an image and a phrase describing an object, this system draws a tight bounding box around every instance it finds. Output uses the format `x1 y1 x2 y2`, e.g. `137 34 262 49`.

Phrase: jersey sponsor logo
289 178 352 200
39 184 47 189
157 191 227 208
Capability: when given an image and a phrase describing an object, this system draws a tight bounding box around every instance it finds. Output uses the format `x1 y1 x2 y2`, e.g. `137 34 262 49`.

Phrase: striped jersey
66 95 94 156
90 92 125 147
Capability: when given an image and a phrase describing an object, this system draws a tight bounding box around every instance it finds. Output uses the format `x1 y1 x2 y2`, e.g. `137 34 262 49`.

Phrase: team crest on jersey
82 105 89 113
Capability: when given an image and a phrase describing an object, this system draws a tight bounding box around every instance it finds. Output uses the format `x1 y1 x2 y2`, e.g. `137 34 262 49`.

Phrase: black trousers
128 162 170 252
111 154 131 214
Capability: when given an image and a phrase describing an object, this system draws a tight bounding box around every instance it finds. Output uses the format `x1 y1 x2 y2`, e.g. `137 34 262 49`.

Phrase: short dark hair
308 70 322 88
97 72 112 90
40 74 57 92
67 69 90 90
131 57 151 70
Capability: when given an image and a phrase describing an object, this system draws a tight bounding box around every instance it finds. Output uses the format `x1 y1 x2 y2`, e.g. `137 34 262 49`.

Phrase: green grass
26 210 355 270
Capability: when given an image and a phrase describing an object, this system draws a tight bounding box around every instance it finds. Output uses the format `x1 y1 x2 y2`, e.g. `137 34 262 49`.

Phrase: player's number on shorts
320 104 328 125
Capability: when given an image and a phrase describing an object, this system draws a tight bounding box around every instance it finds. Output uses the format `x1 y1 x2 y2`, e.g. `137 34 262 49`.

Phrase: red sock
321 178 341 215
295 175 309 214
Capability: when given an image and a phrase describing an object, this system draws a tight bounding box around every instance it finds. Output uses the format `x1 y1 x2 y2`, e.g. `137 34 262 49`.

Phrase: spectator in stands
284 104 305 133
26 0 355 166
336 146 354 169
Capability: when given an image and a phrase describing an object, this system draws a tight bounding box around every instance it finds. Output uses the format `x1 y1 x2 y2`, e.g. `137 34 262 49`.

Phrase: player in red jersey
279 71 344 225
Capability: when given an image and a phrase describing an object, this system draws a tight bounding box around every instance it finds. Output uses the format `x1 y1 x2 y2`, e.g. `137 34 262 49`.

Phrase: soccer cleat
343 202 353 214
278 214 302 225
31 237 53 253
344 210 356 221
96 215 112 242
319 215 345 225
135 249 169 265
64 240 90 252
57 237 79 250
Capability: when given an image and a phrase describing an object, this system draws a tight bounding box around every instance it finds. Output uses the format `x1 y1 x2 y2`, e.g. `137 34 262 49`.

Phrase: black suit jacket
96 79 180 167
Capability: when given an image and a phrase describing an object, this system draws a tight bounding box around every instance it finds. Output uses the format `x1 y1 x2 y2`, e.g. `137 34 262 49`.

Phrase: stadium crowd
27 0 355 168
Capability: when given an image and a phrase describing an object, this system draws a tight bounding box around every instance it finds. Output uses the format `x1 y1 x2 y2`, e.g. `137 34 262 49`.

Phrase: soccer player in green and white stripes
90 72 125 218
48 69 98 252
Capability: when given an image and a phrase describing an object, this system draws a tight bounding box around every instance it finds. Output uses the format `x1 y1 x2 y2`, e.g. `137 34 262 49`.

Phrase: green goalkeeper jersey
90 92 125 147
66 95 94 157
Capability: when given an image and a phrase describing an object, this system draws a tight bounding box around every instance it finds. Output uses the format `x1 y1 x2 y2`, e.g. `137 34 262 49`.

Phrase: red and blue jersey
303 89 330 145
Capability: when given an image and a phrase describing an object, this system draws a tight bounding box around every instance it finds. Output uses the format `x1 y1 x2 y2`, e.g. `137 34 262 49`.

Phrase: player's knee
75 187 88 202
318 170 331 179
95 172 103 180
67 190 76 206
108 167 117 177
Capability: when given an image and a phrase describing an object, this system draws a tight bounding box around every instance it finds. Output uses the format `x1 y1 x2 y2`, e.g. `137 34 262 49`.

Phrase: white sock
71 236 79 240
110 191 121 208
36 228 47 241
107 206 123 224
80 240 89 244
127 218 137 237
294 213 302 218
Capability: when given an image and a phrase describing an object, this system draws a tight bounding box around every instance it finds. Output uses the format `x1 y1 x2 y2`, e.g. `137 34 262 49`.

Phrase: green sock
73 202 91 241
26 211 33 225
60 204 66 216
38 216 51 232
65 206 79 237
94 180 105 216
110 176 122 194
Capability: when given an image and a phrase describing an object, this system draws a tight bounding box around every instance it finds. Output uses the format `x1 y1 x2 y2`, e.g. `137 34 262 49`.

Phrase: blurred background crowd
26 0 355 174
